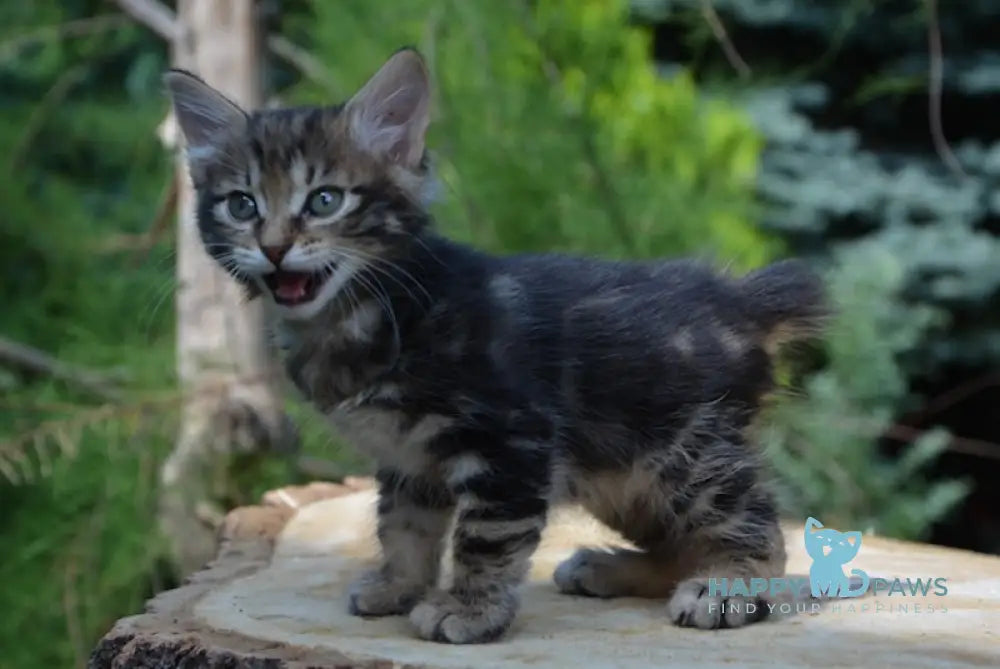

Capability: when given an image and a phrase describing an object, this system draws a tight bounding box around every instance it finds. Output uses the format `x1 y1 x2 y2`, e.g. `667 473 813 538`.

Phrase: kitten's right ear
163 69 248 161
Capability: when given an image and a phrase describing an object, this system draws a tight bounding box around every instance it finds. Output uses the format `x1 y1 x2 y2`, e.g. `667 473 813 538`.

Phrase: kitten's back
479 251 827 450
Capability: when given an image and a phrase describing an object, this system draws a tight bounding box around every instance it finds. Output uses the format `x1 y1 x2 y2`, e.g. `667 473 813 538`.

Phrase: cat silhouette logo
804 517 870 598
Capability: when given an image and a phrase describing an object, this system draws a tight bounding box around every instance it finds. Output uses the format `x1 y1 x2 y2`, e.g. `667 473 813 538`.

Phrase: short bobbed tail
739 259 829 351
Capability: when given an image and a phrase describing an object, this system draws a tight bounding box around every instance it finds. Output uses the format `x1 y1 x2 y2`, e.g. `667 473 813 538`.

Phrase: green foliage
4 0 981 666
0 412 172 669
762 244 969 540
0 4 178 666
1 2 770 665
642 0 994 542
743 85 1000 369
647 0 1000 375
288 0 773 268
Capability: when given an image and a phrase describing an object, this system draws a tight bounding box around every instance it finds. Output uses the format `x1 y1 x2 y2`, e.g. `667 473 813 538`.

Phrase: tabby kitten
165 48 827 644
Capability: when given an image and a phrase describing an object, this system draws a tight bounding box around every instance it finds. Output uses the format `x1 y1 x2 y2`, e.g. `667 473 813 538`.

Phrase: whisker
401 230 448 269
333 245 432 306
340 259 402 360
357 273 401 356
139 275 179 340
365 261 424 306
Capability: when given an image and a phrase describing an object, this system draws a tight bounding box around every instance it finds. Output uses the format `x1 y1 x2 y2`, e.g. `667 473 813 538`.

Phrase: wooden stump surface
90 480 1000 668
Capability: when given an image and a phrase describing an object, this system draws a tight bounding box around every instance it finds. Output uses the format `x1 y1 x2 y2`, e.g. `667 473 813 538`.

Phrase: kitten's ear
805 517 823 532
163 69 248 162
345 48 430 168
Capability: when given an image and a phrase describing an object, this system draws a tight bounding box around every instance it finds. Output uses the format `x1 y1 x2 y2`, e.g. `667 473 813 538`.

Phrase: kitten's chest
274 319 385 409
271 311 452 474
326 395 453 474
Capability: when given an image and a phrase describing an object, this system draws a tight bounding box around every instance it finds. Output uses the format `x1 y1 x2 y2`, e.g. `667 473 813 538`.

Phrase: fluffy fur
165 48 828 644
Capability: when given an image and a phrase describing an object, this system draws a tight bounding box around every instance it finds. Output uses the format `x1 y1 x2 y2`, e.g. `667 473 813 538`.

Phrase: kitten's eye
305 187 344 217
226 192 258 221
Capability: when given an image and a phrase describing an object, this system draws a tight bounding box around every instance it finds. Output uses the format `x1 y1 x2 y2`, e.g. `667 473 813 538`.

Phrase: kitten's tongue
274 272 310 300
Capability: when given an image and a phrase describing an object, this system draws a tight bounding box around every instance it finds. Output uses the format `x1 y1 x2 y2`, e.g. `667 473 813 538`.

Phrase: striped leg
348 469 454 617
409 425 551 644
667 493 786 629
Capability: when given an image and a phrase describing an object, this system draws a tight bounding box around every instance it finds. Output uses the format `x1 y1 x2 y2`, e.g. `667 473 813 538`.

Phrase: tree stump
90 480 1000 668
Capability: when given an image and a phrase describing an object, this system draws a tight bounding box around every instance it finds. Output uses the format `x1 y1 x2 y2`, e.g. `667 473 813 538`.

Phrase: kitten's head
165 48 434 320
804 517 862 564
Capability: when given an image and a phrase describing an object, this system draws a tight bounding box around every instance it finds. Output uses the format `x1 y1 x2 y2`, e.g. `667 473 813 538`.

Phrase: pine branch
131 174 178 265
6 65 88 175
0 336 123 401
0 368 297 485
699 0 751 79
925 0 966 180
111 0 178 40
266 35 341 94
0 14 131 62
0 405 119 484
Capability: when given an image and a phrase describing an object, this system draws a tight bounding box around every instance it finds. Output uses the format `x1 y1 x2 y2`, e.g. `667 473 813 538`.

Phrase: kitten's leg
553 460 689 599
665 496 785 630
554 546 685 598
663 458 786 629
348 468 454 617
409 426 551 644
555 441 784 629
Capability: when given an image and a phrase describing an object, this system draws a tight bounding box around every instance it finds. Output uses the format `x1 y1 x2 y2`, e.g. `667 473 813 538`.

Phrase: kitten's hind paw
554 548 624 598
409 587 518 644
347 569 424 617
667 578 768 629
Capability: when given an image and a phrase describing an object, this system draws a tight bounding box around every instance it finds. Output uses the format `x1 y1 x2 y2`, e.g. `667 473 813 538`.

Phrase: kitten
165 48 828 644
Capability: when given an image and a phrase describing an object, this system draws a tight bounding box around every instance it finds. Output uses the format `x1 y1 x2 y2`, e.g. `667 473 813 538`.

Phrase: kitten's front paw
347 569 424 617
409 587 518 644
667 578 768 629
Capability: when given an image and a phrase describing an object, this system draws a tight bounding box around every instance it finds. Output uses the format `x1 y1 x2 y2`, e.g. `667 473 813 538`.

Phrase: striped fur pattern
165 49 828 644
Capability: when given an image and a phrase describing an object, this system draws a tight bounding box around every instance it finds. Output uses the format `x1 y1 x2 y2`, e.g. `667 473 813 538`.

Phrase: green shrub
287 0 772 268
762 244 969 540
1 3 772 665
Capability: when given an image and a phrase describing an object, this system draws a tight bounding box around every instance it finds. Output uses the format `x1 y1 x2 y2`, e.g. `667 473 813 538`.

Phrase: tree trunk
92 482 1000 668
160 0 294 576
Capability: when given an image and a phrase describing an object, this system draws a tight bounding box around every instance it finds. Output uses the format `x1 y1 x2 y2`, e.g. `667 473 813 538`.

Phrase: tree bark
160 0 294 576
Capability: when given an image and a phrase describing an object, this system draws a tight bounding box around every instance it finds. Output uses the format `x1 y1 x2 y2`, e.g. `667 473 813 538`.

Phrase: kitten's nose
261 243 292 267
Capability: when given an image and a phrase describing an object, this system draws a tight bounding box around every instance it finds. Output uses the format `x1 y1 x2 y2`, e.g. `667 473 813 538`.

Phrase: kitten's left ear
345 48 430 168
163 69 248 162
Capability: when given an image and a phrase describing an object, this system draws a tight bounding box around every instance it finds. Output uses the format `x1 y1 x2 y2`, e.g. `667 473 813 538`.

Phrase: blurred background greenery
2 0 998 666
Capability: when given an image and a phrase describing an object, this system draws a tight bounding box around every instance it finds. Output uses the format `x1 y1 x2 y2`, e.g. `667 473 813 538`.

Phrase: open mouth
262 268 333 306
